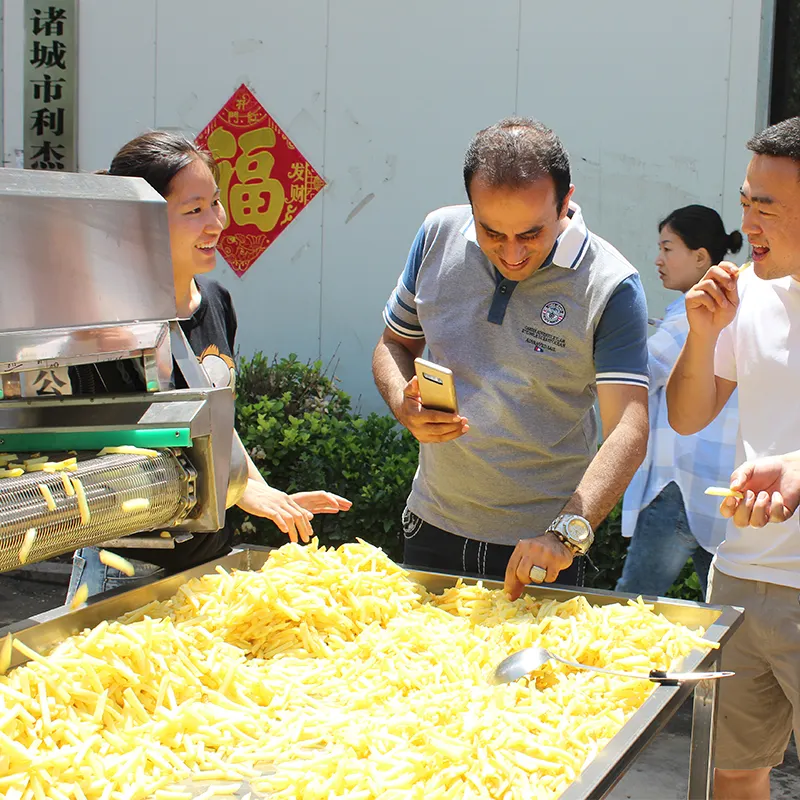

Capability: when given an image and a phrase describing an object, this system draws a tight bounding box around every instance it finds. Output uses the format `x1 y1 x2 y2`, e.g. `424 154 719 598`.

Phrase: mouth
499 256 530 273
750 243 769 262
196 242 218 255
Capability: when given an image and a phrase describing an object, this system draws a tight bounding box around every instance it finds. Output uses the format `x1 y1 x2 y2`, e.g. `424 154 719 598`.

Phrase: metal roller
0 452 196 572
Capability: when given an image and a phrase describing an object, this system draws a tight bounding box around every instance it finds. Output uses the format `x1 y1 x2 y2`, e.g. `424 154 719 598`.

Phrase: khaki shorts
708 566 800 770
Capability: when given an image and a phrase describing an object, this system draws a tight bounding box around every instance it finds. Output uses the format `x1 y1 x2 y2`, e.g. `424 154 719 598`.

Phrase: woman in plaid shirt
617 206 741 597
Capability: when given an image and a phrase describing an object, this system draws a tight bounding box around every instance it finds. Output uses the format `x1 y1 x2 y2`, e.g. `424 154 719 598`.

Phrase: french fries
0 540 716 800
70 584 89 610
705 486 744 500
98 550 135 577
121 498 150 514
38 483 57 512
98 445 160 458
17 528 36 564
71 478 90 525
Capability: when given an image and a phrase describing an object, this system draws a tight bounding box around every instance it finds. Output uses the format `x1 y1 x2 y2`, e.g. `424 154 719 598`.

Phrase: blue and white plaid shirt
621 297 739 552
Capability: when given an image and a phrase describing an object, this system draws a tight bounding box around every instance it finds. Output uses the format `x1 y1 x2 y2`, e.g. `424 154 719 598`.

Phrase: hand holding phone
394 359 467 444
414 358 458 413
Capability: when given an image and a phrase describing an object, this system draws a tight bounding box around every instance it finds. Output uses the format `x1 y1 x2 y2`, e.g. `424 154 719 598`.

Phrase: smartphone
414 358 458 413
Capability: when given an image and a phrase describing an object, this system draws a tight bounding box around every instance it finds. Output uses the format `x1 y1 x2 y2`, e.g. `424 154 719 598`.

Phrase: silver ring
529 565 546 584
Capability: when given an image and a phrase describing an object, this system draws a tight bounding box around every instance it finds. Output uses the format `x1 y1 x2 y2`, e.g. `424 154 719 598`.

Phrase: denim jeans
616 482 714 597
65 546 165 604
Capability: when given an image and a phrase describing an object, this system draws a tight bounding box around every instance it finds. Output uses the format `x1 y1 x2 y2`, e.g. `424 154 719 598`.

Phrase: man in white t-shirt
667 117 800 800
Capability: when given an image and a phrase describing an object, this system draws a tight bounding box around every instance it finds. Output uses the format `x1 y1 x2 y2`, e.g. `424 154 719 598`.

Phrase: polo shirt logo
541 301 566 326
522 325 566 353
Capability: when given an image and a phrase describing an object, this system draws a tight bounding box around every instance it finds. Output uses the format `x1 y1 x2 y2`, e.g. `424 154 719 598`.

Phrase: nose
654 253 664 268
205 206 226 233
502 240 527 265
741 206 760 237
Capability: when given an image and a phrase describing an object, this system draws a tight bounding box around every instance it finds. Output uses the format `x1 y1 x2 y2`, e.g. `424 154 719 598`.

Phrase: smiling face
469 174 574 282
740 153 800 280
165 157 227 287
654 224 710 293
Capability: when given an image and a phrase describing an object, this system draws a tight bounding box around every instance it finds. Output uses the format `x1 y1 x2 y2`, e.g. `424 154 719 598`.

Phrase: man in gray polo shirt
373 117 649 599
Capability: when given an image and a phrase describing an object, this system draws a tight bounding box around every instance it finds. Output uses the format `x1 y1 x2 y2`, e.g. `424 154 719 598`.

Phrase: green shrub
232 352 703 601
230 353 418 561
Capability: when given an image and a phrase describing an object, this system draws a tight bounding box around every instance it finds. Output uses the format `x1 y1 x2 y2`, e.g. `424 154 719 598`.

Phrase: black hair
102 130 218 197
747 117 800 164
463 117 571 212
658 205 743 265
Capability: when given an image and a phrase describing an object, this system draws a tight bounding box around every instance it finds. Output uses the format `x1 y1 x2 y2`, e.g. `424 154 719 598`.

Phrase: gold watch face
566 517 591 543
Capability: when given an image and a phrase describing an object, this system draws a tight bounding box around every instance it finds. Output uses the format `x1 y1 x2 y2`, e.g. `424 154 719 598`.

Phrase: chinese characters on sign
196 84 325 277
23 1 77 171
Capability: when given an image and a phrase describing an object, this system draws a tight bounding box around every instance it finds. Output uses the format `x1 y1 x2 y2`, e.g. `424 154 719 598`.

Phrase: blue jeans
616 482 714 598
65 546 165 604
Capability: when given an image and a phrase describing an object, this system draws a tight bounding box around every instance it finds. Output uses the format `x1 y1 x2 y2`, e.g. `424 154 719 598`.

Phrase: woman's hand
291 492 353 515
237 481 314 543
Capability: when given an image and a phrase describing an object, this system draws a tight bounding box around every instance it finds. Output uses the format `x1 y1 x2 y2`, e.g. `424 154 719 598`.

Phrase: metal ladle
492 646 734 686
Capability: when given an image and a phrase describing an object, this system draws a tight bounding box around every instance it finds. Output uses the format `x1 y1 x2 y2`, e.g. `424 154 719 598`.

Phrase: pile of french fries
0 541 714 800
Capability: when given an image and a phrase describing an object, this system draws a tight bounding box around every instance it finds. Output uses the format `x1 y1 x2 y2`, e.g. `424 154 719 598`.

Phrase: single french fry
0 468 25 478
24 456 49 466
98 445 159 459
18 528 37 564
704 486 744 500
60 472 74 496
38 484 57 512
98 550 135 577
71 478 90 525
70 584 89 610
121 498 151 514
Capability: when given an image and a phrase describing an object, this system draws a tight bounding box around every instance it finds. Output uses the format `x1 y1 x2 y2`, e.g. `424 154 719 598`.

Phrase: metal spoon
492 647 734 686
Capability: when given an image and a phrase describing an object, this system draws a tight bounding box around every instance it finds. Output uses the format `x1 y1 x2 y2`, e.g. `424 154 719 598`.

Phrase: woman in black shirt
67 132 350 599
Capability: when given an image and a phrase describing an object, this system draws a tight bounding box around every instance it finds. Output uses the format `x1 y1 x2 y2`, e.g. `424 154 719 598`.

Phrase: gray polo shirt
383 202 648 546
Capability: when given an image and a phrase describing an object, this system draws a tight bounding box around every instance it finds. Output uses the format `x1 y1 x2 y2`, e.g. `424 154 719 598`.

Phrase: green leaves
230 353 418 561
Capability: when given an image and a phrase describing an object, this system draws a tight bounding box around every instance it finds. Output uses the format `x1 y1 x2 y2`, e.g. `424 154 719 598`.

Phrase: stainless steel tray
1 546 743 800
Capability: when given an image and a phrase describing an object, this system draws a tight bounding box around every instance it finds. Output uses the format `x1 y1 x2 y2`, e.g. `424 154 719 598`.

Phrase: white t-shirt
714 269 800 588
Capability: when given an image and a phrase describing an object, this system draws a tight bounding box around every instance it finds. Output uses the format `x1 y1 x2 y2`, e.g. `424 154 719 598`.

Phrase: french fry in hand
704 486 744 500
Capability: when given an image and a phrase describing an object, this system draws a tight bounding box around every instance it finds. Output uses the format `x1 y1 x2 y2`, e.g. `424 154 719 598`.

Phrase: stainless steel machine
0 168 248 572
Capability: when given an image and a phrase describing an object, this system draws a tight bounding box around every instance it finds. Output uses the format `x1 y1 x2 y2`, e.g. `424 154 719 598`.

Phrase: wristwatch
546 514 594 556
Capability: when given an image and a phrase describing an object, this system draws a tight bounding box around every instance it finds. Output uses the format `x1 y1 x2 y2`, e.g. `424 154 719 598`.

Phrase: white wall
3 0 773 412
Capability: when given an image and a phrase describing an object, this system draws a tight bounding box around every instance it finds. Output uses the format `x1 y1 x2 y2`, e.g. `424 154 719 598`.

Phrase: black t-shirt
73 276 240 572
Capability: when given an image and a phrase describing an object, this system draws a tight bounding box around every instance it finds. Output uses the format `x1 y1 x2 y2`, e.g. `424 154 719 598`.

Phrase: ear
558 185 576 219
696 247 712 269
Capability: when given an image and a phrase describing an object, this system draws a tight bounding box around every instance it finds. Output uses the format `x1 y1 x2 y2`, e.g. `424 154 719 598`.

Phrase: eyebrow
479 221 544 237
740 188 776 205
181 189 221 204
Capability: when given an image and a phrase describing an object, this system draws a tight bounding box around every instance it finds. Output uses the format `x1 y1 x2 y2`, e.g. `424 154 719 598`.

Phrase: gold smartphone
414 358 458 413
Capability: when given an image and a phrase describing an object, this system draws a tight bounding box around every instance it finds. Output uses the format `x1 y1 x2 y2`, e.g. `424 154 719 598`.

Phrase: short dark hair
747 117 800 164
463 117 571 211
101 130 219 197
659 205 743 266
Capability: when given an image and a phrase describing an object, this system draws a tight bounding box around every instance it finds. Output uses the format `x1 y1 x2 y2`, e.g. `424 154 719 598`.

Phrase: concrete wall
2 0 774 411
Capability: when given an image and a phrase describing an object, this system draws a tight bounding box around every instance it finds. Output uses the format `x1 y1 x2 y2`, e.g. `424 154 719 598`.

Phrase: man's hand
504 533 574 601
396 375 469 444
720 451 800 527
290 491 353 515
237 482 314 543
685 262 740 338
